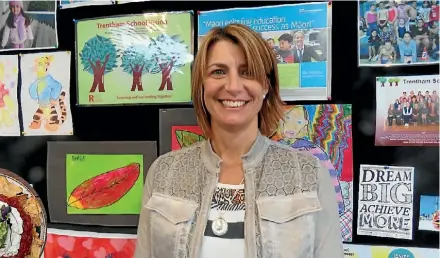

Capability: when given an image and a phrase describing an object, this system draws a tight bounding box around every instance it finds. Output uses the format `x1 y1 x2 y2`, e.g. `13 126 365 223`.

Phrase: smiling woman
135 23 344 258
192 24 285 138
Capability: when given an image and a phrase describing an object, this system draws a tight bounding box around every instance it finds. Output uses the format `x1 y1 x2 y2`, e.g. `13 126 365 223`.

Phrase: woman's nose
224 73 243 93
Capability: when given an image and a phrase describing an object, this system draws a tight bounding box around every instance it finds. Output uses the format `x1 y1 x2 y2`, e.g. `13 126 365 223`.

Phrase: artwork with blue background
418 195 440 232
198 2 332 101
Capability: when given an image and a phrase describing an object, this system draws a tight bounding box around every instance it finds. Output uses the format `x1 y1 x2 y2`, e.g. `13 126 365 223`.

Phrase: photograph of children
358 0 439 66
261 29 327 64
418 195 439 232
375 75 439 146
0 0 57 52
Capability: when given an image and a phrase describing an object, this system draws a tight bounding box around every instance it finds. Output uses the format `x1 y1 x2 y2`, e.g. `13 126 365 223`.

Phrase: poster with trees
75 12 193 106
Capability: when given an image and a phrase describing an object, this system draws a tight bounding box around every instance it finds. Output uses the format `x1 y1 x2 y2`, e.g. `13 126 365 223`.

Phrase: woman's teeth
221 100 246 108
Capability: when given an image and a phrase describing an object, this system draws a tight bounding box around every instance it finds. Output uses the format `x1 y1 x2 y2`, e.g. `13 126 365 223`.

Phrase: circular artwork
0 169 47 258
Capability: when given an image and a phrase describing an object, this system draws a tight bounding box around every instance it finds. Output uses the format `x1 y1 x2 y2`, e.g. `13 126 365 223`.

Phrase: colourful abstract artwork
171 126 205 151
43 228 136 258
271 104 353 242
66 154 143 215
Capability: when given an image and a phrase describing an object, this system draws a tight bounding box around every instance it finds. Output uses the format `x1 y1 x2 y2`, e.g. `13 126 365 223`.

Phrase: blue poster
198 2 332 101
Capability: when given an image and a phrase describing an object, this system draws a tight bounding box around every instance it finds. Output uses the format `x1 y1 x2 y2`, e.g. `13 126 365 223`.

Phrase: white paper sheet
20 51 73 136
60 0 115 9
357 164 414 240
0 55 20 136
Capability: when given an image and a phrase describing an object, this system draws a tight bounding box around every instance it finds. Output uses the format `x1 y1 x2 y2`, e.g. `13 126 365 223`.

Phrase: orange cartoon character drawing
28 55 67 132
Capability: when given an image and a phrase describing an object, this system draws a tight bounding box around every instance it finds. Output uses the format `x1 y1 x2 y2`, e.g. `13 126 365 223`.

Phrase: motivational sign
357 165 414 240
375 74 439 146
198 2 332 101
75 12 193 106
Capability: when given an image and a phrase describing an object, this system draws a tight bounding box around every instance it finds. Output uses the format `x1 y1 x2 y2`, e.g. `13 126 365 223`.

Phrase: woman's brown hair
192 24 285 138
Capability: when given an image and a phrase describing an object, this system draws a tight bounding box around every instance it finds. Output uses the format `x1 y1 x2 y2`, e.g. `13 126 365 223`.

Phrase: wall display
20 51 74 136
418 195 439 232
357 165 414 240
375 74 439 146
75 12 194 106
358 0 440 67
159 105 354 242
0 55 20 136
0 168 47 258
198 2 332 101
43 228 136 257
66 154 143 215
171 125 205 151
343 244 440 257
60 0 115 9
47 141 157 226
0 0 58 52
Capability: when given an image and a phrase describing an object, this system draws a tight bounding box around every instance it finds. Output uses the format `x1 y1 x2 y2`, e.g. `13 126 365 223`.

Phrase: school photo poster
358 0 439 67
75 12 193 106
375 75 439 146
0 0 58 52
418 195 440 232
198 2 332 101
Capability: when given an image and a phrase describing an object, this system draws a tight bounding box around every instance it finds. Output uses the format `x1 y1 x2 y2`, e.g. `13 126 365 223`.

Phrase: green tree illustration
377 77 387 87
144 34 192 91
387 77 395 87
80 35 119 93
120 42 160 92
393 77 401 86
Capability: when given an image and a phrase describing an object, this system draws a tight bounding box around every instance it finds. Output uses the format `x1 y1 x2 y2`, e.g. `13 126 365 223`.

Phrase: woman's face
370 5 376 11
10 4 21 15
203 40 266 130
372 30 377 36
395 99 399 103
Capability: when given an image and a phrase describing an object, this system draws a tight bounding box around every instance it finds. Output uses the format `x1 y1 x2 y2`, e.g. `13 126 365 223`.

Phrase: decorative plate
0 169 47 258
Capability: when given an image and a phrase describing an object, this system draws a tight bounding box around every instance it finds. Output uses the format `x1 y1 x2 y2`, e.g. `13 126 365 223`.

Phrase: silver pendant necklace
212 178 244 236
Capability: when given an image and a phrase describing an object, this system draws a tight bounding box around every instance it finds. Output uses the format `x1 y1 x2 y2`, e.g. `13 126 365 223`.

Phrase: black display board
0 0 437 248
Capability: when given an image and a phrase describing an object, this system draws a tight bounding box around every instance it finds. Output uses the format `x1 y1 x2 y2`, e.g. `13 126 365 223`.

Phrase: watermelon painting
171 126 205 150
65 154 144 215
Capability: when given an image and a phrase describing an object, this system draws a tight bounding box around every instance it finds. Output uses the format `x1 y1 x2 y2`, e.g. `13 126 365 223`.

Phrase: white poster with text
357 165 414 240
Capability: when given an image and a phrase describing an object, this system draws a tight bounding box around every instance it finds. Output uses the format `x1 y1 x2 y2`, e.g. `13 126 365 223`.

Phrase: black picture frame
46 141 157 226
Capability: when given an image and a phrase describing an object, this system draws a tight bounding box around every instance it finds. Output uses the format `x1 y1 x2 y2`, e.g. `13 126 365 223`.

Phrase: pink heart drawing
109 239 127 252
93 247 107 258
57 236 75 251
46 234 53 243
82 238 93 250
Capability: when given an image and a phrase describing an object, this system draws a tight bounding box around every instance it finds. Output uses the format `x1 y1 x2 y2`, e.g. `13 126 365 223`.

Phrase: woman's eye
240 70 249 75
212 69 225 75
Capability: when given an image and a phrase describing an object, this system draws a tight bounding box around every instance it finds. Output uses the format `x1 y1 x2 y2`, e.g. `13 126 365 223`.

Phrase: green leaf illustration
175 130 205 148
